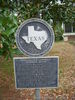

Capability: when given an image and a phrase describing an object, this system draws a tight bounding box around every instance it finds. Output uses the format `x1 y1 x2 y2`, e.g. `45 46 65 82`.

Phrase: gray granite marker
15 18 54 56
14 18 59 100
14 57 58 88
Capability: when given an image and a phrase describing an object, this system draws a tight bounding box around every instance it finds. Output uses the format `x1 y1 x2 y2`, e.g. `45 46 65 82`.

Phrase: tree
0 0 75 58
0 0 74 23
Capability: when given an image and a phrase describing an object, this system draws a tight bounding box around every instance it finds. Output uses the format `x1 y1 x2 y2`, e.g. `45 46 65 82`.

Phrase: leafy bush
0 9 18 59
54 23 64 41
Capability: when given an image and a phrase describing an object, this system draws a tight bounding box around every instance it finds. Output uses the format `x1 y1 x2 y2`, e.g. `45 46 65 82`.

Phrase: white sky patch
57 0 61 4
14 13 18 16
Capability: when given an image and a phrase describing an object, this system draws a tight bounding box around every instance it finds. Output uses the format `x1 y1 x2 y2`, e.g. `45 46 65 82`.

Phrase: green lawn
0 41 75 100
0 59 13 76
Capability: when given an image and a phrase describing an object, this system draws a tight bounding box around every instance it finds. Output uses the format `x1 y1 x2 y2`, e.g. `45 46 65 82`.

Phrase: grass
0 59 14 77
69 41 75 46
0 41 75 99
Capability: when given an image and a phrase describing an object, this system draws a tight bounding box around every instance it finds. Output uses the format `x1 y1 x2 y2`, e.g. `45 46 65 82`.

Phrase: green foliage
0 9 18 59
0 0 75 58
54 23 64 41
0 0 74 23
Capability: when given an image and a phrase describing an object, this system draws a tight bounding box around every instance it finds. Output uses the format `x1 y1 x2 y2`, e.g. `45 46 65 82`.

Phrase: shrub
0 9 18 59
54 23 64 41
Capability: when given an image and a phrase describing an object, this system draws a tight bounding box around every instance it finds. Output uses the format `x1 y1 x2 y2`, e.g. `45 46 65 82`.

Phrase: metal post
35 88 40 100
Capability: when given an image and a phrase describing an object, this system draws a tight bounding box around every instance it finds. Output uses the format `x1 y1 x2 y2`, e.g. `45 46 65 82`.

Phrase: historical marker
14 18 59 90
15 18 54 56
14 57 58 88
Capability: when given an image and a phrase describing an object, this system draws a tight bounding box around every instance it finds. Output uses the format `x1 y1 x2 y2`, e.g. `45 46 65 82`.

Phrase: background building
63 22 75 41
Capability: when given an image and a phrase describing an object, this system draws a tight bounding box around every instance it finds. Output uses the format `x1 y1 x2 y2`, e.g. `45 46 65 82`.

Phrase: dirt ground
0 42 75 100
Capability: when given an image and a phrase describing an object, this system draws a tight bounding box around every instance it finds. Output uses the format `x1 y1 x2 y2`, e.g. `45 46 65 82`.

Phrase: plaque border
15 18 55 57
13 56 59 89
